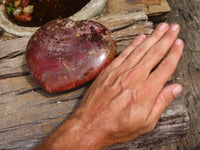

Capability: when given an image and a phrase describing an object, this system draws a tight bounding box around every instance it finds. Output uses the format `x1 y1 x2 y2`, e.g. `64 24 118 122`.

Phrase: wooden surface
106 0 170 15
0 5 191 150
151 0 200 149
106 0 171 22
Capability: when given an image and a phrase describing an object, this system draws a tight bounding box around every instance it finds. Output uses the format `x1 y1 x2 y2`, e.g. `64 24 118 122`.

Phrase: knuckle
101 67 116 78
119 50 129 59
123 66 145 81
101 68 119 86
128 43 136 50
137 46 146 54
100 68 109 77
120 71 137 88
133 66 145 74
163 59 175 71
159 92 172 106
138 83 153 97
151 31 163 40
166 30 178 39
151 45 162 56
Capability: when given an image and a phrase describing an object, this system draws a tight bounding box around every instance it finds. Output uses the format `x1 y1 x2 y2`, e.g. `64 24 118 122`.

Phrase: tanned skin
35 23 184 150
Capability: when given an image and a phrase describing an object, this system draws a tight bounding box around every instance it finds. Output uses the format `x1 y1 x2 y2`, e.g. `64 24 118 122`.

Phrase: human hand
35 23 184 150
72 23 184 148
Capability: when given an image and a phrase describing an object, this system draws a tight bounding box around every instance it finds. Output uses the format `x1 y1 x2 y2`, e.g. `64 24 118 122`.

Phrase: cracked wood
0 9 189 150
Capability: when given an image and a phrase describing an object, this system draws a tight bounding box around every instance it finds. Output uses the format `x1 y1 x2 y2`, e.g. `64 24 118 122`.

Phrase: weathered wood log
150 0 200 149
0 11 153 78
106 0 171 23
0 10 189 150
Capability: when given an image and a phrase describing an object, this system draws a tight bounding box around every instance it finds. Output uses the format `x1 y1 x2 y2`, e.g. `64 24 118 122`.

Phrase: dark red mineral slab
26 19 116 93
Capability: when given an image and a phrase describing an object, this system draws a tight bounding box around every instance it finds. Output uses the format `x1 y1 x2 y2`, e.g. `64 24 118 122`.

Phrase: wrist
69 108 110 150
35 109 109 150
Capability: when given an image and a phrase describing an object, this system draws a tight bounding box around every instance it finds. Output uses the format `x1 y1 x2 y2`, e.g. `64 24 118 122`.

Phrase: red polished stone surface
26 19 116 93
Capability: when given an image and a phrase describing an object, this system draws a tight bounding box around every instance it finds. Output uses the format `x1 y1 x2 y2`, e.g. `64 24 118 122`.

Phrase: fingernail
137 34 146 41
173 85 183 97
157 23 167 31
170 24 179 31
175 39 182 46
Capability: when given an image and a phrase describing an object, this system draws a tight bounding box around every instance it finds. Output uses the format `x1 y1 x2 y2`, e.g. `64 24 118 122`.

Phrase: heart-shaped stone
26 19 116 93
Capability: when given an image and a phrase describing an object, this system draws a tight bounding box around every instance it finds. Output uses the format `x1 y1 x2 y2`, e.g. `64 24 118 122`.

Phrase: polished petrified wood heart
26 19 116 93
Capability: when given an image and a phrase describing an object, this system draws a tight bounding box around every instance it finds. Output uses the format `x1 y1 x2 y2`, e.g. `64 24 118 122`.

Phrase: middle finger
118 22 169 72
135 24 180 74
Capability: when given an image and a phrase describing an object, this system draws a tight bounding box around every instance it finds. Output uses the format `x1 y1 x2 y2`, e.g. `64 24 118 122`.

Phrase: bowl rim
0 0 107 36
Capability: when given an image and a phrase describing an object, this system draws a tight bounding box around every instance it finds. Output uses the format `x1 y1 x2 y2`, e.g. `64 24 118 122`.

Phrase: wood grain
0 10 189 149
147 0 200 149
106 0 171 23
0 11 153 79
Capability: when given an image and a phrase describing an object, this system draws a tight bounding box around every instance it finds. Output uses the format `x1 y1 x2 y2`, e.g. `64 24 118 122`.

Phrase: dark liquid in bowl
6 0 90 27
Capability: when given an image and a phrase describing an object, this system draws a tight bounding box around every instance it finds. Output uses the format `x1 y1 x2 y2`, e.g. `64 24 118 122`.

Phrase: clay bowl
0 0 107 36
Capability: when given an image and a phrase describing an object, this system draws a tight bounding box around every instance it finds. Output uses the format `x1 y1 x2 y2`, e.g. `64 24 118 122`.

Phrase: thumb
149 84 183 122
